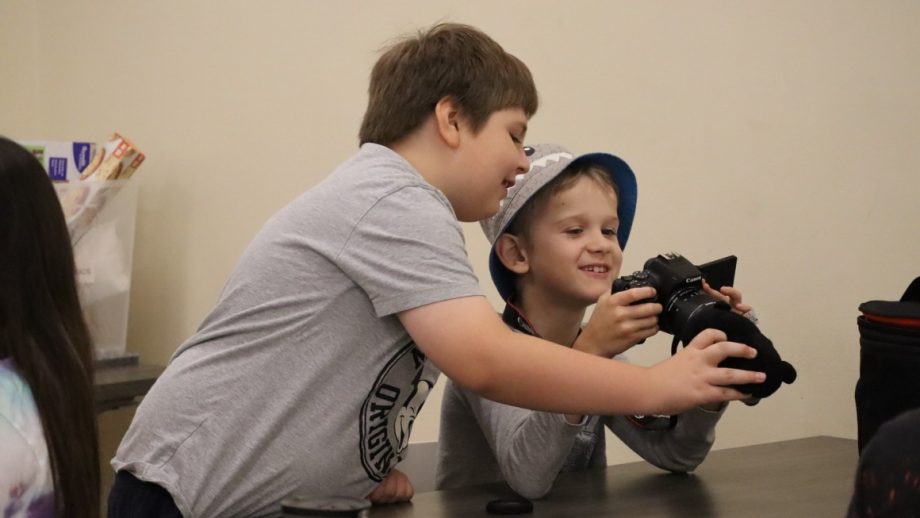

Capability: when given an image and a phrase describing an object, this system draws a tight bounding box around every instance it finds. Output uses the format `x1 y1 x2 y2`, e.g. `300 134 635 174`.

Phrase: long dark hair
0 137 99 517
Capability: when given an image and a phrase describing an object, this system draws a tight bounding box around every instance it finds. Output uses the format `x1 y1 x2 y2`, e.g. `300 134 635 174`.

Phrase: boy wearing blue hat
436 144 752 498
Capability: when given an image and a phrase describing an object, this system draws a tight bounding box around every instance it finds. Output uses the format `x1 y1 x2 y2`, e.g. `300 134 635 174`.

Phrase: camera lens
660 288 719 336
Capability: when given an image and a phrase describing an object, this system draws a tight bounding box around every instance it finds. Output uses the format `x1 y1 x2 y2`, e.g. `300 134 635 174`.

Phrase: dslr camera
612 252 731 338
613 252 798 400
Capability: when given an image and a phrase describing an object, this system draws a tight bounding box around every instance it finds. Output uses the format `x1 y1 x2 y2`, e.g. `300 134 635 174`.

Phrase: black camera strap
670 335 682 356
499 300 582 347
501 301 540 338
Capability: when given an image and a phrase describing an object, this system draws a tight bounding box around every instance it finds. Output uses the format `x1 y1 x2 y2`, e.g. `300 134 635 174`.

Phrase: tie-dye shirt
0 358 54 517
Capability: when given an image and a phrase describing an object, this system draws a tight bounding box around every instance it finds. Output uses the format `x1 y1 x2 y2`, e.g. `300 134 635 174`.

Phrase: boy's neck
390 117 452 193
515 293 586 347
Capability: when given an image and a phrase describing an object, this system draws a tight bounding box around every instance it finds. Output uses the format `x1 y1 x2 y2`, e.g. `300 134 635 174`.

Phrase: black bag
855 277 920 453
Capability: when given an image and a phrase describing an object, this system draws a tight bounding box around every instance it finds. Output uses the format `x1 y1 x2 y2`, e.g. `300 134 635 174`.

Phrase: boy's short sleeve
336 185 482 317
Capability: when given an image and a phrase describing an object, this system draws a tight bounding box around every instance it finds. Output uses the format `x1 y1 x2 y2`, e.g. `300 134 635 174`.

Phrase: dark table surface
95 363 164 412
369 435 858 518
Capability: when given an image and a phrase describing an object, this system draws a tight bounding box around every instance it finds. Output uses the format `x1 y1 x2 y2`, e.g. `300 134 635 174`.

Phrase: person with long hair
0 136 100 518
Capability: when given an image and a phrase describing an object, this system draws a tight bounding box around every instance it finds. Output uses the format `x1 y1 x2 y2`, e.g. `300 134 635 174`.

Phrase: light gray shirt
113 144 482 517
436 354 726 499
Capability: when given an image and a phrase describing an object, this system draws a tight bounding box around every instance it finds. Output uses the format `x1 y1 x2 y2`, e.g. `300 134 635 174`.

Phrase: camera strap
501 300 540 338
670 336 682 356
500 299 584 346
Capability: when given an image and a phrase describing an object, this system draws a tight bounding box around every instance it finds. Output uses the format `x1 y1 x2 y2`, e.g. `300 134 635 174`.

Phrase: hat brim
489 152 638 302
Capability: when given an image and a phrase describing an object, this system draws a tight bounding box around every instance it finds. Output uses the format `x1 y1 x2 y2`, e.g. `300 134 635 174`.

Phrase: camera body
612 252 722 337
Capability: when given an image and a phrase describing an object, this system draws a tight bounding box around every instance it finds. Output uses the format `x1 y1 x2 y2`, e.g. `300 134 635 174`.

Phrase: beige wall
3 0 919 477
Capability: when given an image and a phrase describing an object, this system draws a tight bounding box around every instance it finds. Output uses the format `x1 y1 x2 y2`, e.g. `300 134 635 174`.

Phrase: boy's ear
495 234 530 274
434 97 461 149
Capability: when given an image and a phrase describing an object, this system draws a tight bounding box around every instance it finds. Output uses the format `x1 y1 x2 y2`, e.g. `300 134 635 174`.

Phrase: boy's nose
588 233 613 253
515 148 530 173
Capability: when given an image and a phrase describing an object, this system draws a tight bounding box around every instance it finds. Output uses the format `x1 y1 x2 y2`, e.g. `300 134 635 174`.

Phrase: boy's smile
519 176 622 306
580 264 611 275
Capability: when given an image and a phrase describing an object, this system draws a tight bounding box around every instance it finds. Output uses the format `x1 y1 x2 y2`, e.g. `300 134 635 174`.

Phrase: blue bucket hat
480 143 638 301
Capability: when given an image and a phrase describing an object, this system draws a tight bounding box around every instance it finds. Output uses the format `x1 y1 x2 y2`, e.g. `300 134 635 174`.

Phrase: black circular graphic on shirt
359 341 433 482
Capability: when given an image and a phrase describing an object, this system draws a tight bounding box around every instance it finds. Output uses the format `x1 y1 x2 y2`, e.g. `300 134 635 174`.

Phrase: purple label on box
48 157 67 180
73 142 93 172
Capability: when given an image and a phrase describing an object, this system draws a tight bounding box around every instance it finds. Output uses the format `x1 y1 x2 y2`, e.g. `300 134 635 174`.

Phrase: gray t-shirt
113 144 482 517
436 353 726 499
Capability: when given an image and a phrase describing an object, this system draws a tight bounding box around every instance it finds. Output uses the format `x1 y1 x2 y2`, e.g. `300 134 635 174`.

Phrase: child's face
520 177 622 306
450 107 530 222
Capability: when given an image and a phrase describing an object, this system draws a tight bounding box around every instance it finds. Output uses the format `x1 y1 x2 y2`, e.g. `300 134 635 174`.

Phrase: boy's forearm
606 404 724 473
471 333 660 415
566 330 630 422
401 297 746 417
467 396 581 499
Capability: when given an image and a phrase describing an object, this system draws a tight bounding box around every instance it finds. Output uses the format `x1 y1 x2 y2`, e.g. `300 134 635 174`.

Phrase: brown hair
506 162 619 239
359 22 538 146
0 137 99 518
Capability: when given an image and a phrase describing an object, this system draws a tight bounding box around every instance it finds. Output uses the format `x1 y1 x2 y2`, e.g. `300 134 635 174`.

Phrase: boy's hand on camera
646 328 766 414
577 287 661 358
366 468 414 505
702 281 753 315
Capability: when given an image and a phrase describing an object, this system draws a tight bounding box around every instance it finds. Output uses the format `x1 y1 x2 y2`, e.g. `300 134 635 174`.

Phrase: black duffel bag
855 277 920 453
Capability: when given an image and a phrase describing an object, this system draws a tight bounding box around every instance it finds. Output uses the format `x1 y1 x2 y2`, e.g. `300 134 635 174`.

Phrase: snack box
80 133 146 181
19 140 97 182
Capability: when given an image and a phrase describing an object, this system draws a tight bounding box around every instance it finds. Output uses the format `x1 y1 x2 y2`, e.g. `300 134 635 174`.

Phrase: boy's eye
565 228 584 235
602 228 618 237
510 133 523 145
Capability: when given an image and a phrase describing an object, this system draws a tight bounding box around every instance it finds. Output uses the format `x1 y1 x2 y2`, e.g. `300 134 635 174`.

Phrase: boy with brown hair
109 23 764 517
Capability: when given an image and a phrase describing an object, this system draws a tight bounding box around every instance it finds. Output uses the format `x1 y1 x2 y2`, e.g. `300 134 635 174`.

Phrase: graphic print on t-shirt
359 341 433 482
